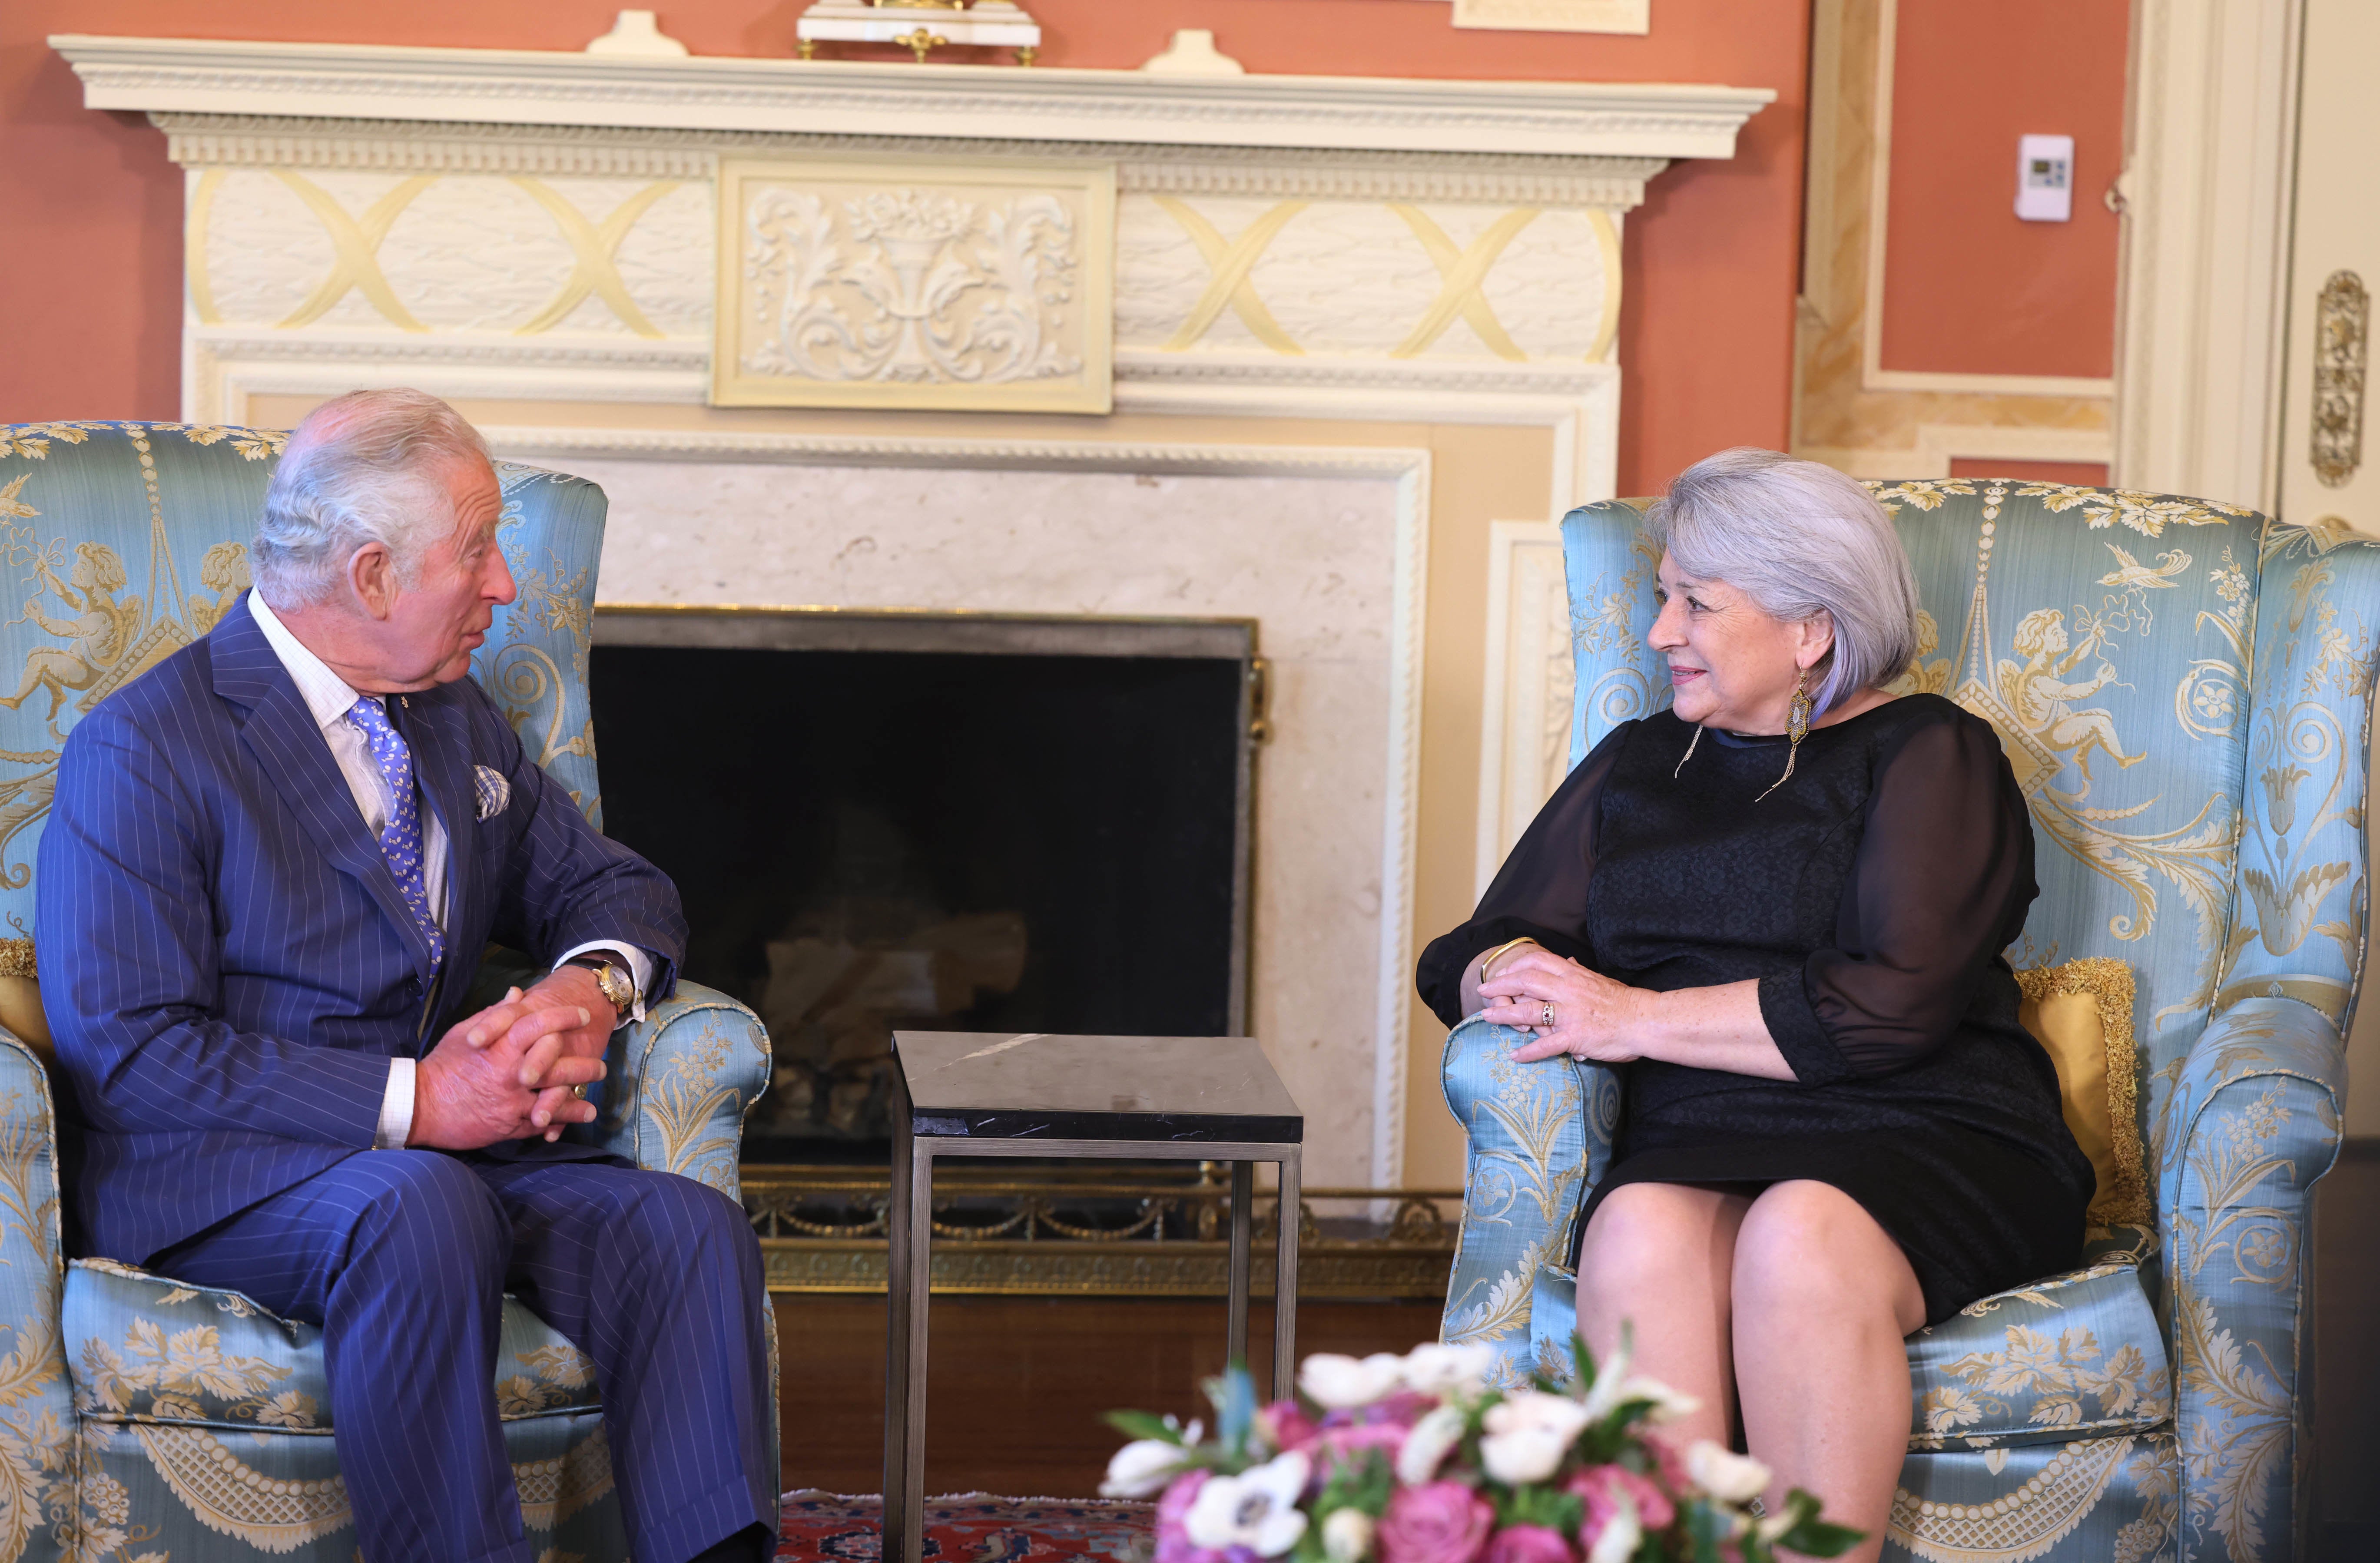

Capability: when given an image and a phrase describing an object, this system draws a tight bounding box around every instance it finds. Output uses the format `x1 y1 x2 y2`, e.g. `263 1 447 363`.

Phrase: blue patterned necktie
344 695 444 975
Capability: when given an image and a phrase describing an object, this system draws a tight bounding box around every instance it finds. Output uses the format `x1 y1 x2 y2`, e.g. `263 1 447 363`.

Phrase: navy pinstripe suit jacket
36 593 688 1265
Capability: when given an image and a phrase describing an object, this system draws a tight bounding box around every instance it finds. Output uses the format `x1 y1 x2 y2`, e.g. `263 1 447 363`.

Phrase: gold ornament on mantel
793 0 1041 64
892 26 947 62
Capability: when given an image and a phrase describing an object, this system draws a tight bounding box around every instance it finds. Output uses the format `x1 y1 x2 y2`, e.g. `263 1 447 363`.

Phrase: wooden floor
774 1294 1443 1496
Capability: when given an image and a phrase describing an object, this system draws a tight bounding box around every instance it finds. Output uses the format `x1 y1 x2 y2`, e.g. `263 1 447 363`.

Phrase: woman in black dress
1418 449 2089 1561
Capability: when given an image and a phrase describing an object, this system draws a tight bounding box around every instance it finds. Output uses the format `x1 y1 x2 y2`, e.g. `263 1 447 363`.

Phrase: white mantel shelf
50 33 1772 159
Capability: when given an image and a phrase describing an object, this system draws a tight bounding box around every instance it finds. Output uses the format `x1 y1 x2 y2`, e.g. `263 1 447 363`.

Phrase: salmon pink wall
1876 0 2127 380
1947 457 2110 485
0 0 1809 495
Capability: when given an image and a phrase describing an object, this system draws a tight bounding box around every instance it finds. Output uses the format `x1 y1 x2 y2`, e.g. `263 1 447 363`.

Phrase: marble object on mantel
795 0 1041 56
583 11 689 57
1140 30 1246 76
895 1031 1303 1144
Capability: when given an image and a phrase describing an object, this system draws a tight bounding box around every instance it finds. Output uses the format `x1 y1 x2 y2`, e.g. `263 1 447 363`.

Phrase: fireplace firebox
586 606 1257 1162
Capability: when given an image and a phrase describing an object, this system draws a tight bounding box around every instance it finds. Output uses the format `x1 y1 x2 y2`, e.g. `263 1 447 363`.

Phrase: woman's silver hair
253 388 492 608
1642 447 1920 715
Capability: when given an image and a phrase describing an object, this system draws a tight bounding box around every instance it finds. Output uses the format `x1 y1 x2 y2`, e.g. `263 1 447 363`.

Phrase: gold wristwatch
563 955 635 1017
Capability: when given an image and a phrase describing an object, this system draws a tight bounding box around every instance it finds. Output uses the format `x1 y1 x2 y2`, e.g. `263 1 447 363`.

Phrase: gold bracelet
1476 937 1540 983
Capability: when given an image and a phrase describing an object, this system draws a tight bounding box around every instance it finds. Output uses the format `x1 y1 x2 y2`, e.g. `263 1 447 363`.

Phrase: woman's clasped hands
1478 946 1647 1065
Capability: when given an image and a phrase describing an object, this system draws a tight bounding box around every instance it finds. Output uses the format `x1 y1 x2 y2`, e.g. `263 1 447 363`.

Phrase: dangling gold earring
1755 669 1813 802
1672 723 1703 779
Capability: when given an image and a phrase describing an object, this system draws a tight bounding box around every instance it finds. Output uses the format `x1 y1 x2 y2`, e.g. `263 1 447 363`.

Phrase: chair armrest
2161 996 2342 1563
2221 522 2380 1027
1436 1016 1618 1384
595 983 770 1202
460 947 770 1200
0 1030 72 1501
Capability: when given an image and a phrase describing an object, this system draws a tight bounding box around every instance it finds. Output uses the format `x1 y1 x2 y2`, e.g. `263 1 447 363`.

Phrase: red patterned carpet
774 1491 1155 1563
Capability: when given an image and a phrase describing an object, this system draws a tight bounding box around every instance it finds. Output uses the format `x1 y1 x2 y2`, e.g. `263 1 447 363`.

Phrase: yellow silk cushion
0 938 48 1065
2015 956 2148 1228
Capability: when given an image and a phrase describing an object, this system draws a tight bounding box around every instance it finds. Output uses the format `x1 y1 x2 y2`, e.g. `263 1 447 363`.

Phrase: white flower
1611 1375 1701 1424
1399 1342 1494 1401
1100 1425 1198 1498
1585 1495 1641 1563
1685 1440 1772 1505
1395 1404 1468 1484
1322 1507 1376 1563
1576 1332 1637 1422
1299 1352 1406 1410
1478 1391 1592 1485
1183 1451 1312 1558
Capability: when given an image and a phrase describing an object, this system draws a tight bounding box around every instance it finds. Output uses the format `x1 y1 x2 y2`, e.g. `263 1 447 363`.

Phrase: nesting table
882 1031 1305 1563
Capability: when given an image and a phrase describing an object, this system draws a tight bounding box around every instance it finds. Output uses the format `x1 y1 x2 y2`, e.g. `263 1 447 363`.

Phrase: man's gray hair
1642 447 1920 715
253 388 493 609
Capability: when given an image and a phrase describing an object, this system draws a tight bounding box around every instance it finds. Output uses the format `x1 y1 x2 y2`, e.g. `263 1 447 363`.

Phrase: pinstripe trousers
152 1150 778 1563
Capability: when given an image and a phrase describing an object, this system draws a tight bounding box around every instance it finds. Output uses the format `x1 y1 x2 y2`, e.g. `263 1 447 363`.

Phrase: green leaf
1103 1410 1185 1446
1773 1517 1866 1558
1315 1448 1396 1520
1684 1500 1729 1563
1497 1484 1584 1534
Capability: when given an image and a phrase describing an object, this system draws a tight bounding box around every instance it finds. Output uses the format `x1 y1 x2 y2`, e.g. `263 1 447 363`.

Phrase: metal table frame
882 1124 1302 1563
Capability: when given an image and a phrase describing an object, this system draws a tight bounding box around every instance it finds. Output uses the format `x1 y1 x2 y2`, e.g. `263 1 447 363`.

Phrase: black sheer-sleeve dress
1416 693 2091 1324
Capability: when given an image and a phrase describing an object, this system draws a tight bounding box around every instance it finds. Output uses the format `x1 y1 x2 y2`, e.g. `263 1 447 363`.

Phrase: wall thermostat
2017 134 2075 222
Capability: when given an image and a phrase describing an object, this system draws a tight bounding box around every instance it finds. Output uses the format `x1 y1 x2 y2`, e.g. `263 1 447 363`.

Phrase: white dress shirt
249 593 651 1149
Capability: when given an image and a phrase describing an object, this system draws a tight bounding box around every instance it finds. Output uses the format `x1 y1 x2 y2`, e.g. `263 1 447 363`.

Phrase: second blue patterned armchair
1439 480 2375 1563
0 421 772 1560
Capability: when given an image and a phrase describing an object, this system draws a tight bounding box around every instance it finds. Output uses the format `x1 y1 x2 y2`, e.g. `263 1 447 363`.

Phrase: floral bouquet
1100 1335 1860 1563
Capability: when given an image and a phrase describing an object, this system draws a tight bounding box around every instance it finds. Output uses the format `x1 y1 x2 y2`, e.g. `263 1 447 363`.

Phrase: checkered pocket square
474 765 510 820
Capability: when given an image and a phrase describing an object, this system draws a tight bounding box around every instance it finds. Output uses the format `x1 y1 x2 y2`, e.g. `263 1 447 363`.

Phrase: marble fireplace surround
54 33 1770 1184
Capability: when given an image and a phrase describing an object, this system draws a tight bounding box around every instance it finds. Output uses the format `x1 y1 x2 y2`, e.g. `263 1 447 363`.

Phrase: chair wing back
0 421 609 968
1558 481 2376 1186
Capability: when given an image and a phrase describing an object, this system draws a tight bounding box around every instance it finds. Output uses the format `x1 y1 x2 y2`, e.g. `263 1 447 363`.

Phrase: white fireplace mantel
49 32 1772 1185
52 34 1772 160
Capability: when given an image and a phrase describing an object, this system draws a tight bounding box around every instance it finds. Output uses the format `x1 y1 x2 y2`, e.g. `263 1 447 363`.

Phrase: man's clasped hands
408 965 617 1149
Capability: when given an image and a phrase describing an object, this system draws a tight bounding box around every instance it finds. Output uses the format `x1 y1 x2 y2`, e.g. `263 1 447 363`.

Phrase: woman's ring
1539 1001 1557 1028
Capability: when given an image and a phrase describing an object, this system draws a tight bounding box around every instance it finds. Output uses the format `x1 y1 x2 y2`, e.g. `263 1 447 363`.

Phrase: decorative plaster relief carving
712 157 1114 412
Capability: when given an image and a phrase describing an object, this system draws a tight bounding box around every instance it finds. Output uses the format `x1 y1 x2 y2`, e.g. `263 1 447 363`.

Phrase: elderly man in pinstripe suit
37 390 778 1563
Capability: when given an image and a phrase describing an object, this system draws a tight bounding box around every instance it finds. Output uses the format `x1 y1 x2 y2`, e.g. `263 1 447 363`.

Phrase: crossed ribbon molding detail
1154 197 1545 361
247 172 679 338
218 174 1571 362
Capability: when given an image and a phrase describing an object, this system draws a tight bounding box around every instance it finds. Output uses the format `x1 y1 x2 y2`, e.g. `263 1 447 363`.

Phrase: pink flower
1368 1391 1439 1428
1260 1400 1323 1455
1377 1481 1496 1563
1482 1525 1574 1563
1310 1418 1410 1472
1157 1470 1228 1563
1568 1464 1676 1538
1635 1432 1694 1500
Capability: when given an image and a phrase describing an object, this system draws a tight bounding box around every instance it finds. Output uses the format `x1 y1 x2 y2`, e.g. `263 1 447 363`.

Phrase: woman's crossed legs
1574 1180 1926 1563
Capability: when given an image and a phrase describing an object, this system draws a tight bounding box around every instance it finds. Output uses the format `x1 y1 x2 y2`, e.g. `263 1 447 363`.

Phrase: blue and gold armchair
0 422 773 1560
1439 481 2375 1563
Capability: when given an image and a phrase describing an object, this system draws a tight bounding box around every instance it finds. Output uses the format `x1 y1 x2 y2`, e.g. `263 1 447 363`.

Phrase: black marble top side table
882 1031 1305 1563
